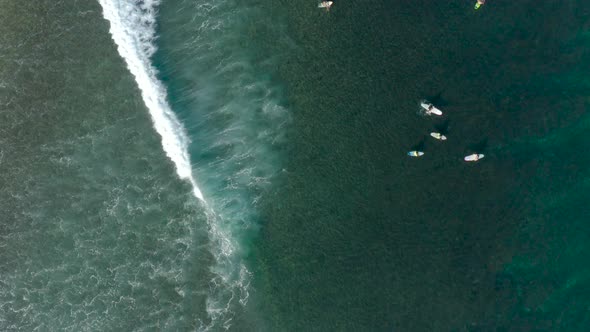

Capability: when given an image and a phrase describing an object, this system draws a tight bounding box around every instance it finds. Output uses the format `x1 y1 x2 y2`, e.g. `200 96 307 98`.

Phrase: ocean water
152 0 292 328
249 0 590 331
1 0 289 330
0 0 589 331
0 0 212 330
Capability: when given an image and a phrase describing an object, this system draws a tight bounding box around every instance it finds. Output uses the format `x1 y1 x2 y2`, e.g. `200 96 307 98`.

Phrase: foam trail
97 0 204 201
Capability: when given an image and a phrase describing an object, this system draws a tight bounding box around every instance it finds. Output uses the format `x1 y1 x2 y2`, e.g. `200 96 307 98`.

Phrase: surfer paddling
464 153 484 162
430 132 447 141
420 101 443 116
407 151 424 157
474 0 486 10
318 1 333 11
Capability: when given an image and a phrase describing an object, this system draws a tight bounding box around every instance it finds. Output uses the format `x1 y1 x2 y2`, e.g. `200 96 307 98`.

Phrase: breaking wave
98 0 291 329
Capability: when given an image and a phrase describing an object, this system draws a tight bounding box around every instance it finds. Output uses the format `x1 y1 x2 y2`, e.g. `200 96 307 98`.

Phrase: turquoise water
153 0 292 328
0 0 589 331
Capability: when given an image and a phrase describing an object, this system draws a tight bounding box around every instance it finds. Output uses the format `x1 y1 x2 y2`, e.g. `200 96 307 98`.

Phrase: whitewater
97 0 235 329
98 0 204 201
98 0 291 329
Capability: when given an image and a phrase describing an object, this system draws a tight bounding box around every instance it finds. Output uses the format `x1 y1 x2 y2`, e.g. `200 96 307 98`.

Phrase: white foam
98 1 291 330
97 0 204 201
97 0 247 328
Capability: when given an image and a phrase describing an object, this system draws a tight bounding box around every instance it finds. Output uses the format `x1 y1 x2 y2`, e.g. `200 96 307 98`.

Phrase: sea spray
162 4 293 325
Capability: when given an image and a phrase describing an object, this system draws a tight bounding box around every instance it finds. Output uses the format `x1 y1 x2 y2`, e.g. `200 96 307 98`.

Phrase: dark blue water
247 0 590 331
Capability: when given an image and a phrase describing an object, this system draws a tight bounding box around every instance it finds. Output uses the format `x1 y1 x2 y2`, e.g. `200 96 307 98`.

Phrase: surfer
420 101 443 116
464 153 484 162
475 0 486 10
430 132 447 140
318 1 333 10
407 151 424 157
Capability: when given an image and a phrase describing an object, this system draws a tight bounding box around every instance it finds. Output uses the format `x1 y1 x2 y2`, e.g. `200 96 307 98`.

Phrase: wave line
98 0 204 201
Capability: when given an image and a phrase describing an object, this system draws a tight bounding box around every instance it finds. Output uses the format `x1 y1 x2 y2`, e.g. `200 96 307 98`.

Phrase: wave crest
98 0 204 200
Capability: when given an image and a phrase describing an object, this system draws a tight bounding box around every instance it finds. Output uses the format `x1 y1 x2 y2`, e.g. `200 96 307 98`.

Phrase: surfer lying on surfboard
407 151 424 157
318 1 333 10
430 132 447 141
420 101 443 116
464 153 484 162
474 0 486 10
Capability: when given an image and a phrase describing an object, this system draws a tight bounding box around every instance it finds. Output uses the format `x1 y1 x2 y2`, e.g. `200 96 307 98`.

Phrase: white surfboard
430 132 447 140
407 151 424 157
464 154 484 162
420 102 443 116
318 1 333 8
